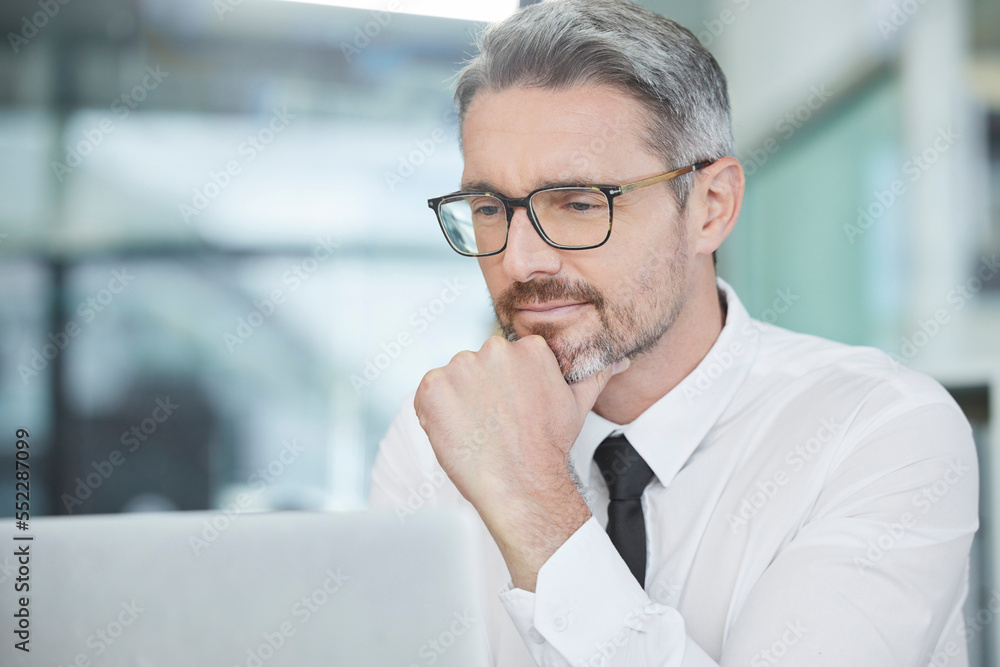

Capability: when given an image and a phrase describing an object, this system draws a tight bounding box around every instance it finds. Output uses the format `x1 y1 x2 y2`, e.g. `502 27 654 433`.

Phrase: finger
568 357 630 414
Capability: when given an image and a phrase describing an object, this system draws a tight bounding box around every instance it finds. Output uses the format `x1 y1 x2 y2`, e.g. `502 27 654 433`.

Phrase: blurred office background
0 0 998 660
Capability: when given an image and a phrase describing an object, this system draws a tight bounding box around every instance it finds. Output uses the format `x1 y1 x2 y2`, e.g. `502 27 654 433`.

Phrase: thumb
569 357 630 414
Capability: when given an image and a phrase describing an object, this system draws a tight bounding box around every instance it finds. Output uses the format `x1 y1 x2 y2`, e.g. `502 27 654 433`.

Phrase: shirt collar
569 277 760 489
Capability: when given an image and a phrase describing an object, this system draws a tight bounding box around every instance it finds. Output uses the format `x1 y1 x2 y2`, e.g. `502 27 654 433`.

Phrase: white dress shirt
368 277 979 667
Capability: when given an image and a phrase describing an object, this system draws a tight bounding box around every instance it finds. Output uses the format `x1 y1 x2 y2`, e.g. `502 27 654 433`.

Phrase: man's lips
515 300 587 312
513 301 590 318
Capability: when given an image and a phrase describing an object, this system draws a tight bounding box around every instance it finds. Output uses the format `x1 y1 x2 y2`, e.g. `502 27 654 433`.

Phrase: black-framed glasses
427 160 712 257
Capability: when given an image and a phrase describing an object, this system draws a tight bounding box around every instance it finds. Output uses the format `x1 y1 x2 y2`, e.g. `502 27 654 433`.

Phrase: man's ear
691 156 744 258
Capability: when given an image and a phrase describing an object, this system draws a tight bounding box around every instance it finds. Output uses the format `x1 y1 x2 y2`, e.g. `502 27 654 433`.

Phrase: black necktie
593 434 656 587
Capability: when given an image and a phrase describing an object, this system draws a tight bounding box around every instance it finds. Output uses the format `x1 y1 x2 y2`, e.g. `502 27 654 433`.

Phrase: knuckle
450 349 477 366
418 368 445 393
480 335 507 352
530 334 550 347
522 334 551 353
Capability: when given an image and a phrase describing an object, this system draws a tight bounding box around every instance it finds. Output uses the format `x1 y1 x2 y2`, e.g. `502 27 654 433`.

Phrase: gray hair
453 0 733 208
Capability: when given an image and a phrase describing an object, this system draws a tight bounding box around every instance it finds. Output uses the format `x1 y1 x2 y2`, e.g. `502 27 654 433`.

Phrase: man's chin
500 321 614 381
540 334 612 383
561 351 609 384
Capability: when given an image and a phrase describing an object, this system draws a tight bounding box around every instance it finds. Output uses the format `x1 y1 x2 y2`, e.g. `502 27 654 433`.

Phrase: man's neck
591 278 727 425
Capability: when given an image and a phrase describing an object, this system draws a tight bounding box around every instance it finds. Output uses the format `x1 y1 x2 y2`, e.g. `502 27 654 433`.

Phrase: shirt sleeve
497 400 978 667
498 516 718 666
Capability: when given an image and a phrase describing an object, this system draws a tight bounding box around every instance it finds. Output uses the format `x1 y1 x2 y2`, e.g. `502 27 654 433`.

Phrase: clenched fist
414 333 628 591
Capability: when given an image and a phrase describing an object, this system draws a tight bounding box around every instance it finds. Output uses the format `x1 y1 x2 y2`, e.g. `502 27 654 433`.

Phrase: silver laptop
1 508 490 667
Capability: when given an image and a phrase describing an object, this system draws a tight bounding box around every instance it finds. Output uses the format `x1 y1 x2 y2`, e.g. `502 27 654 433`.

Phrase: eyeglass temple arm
617 160 713 195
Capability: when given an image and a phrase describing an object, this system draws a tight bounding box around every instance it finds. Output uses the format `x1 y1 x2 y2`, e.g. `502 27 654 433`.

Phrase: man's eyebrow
460 180 502 193
534 177 606 189
459 176 605 194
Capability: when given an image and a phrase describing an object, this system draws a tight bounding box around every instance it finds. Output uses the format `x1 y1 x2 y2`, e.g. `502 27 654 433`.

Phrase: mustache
493 277 606 317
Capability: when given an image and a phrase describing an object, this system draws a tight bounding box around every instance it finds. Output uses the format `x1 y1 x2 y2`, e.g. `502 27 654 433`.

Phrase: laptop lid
1 508 491 667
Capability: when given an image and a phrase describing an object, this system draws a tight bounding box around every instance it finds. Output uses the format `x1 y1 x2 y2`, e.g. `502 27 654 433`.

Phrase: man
368 1 979 665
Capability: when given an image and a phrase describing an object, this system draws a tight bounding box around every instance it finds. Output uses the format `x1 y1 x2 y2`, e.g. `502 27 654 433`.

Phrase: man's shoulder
746 319 961 416
728 321 975 487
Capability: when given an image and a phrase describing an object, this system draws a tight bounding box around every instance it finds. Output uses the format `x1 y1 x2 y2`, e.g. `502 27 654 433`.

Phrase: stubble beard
492 241 689 384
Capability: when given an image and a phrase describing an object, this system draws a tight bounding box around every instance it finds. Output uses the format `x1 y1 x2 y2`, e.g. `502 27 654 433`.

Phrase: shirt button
528 626 545 644
552 615 568 632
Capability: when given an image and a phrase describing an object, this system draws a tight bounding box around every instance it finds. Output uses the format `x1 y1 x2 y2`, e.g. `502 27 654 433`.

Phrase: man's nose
501 206 561 283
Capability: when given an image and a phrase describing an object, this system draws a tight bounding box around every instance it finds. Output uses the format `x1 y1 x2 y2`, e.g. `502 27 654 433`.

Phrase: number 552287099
14 429 30 527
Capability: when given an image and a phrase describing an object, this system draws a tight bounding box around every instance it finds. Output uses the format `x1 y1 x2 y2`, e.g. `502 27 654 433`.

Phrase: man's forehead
459 84 651 191
462 83 645 142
